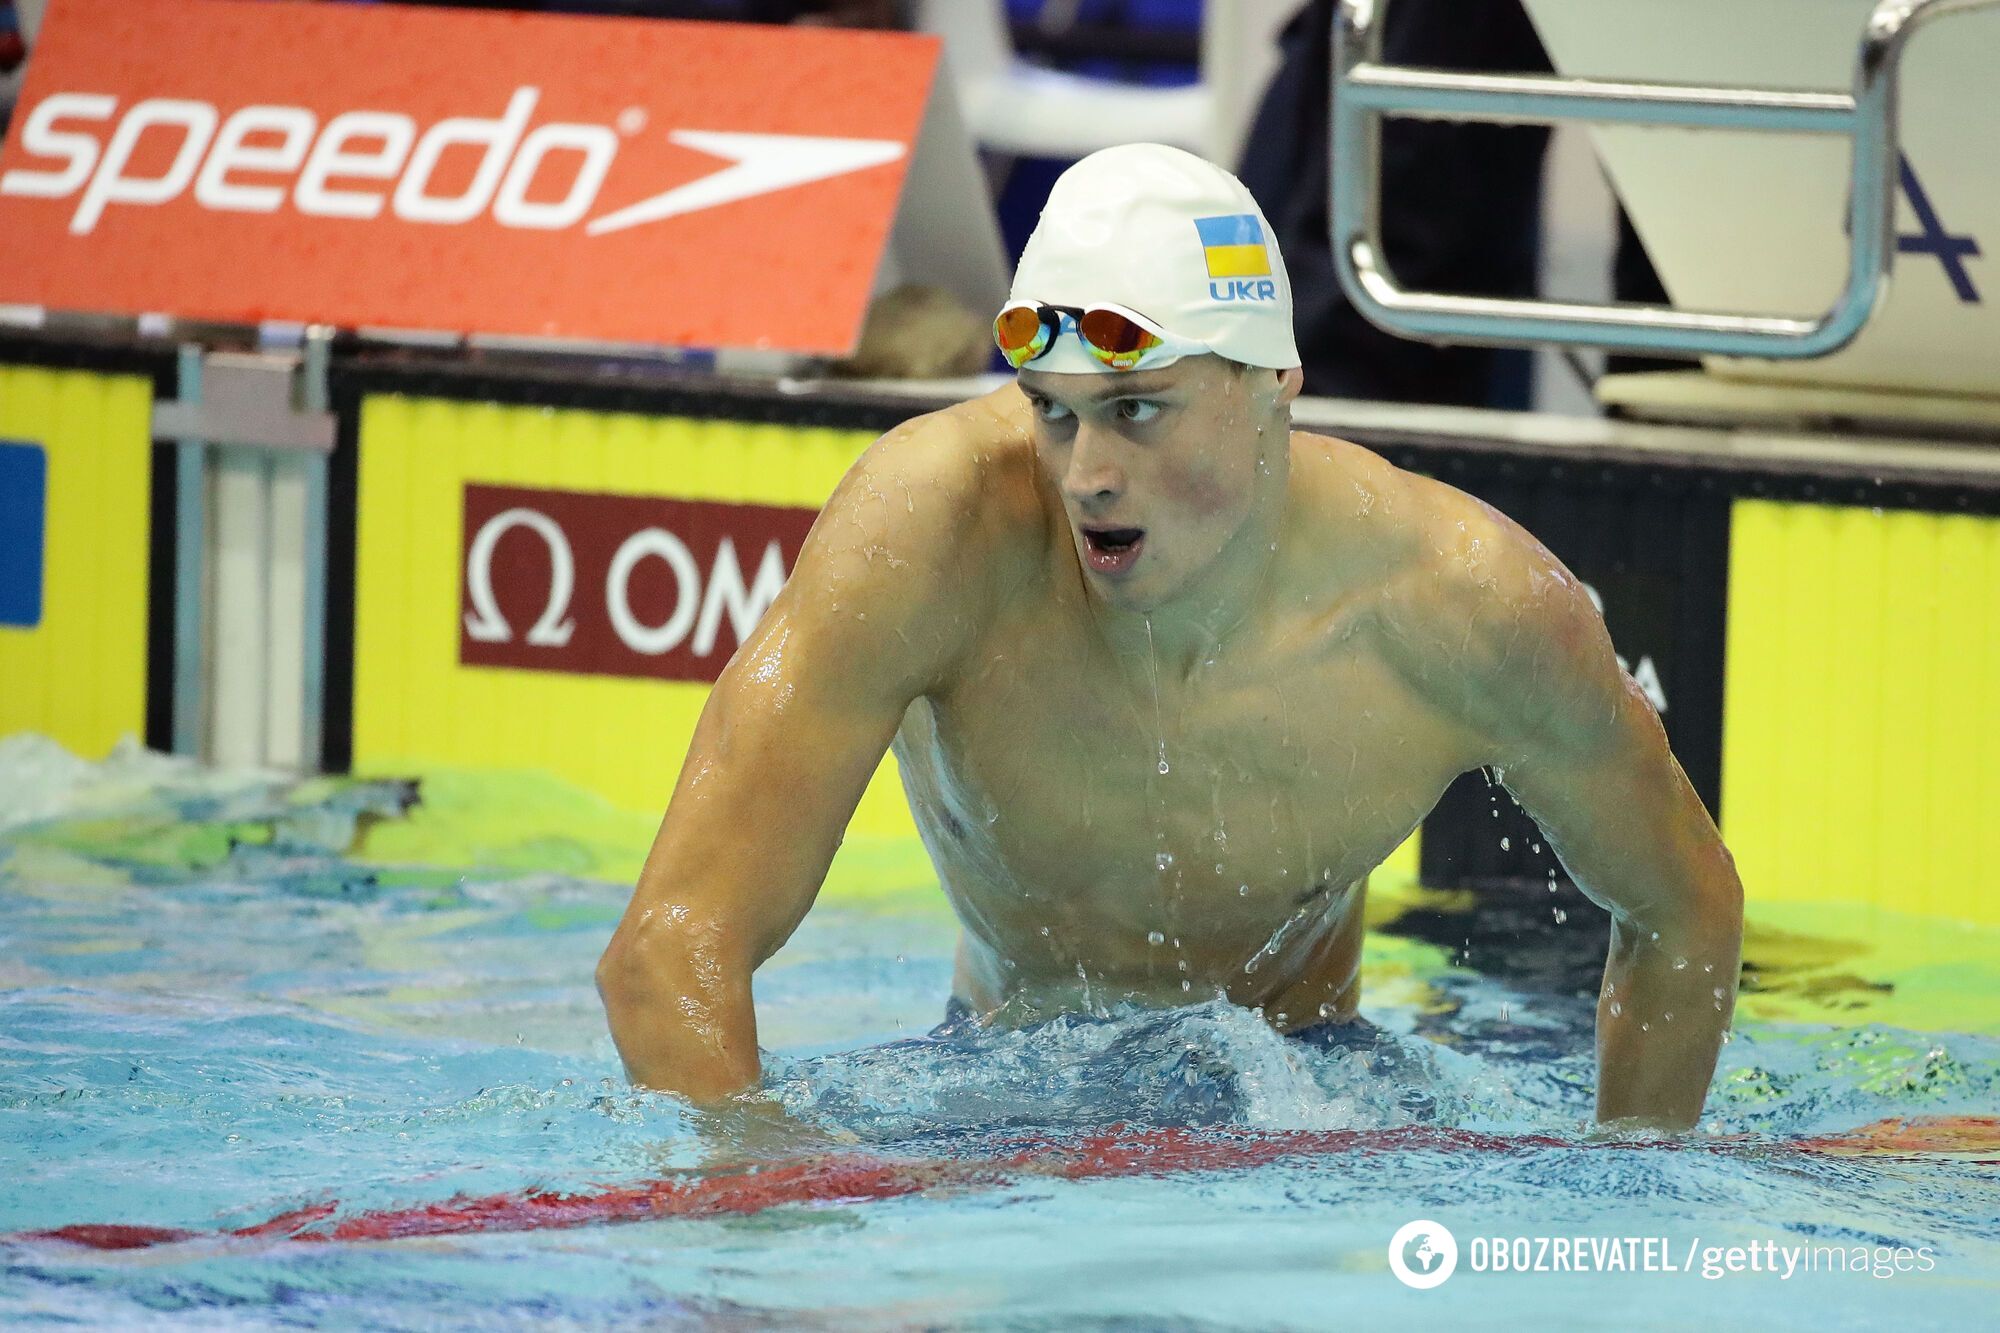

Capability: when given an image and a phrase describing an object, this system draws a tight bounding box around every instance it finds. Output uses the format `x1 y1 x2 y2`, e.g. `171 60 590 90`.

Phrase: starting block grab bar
1328 0 2000 360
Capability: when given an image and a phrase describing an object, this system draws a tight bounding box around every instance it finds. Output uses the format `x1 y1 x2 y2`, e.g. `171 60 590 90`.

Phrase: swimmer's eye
1029 396 1074 424
1117 399 1164 425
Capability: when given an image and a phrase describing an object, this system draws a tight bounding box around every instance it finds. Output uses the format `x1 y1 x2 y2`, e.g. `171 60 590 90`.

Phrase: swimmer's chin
1081 573 1176 617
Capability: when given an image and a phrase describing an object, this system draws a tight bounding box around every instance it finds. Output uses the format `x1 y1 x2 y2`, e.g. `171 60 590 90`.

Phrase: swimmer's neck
1085 449 1292 678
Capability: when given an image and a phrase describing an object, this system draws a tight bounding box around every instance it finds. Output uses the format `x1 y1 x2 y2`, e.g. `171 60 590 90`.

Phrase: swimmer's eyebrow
1018 373 1179 404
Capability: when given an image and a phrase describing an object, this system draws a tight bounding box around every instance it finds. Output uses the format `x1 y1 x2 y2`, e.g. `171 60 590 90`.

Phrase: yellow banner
0 365 153 757
349 393 919 855
1723 498 2000 925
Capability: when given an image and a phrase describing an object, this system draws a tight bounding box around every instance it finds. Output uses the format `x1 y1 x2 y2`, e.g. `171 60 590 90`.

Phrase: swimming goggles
992 300 1210 371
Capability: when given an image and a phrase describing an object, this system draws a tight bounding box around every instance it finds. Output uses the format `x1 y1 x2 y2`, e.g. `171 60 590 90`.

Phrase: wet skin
599 356 1745 1128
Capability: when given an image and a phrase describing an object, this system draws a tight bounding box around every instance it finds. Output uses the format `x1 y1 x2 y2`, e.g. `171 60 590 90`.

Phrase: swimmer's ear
1248 366 1304 425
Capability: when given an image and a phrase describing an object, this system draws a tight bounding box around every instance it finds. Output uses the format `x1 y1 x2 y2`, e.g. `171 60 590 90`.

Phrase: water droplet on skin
1650 931 1661 942
1039 926 1051 937
1156 852 1174 871
1552 907 1568 924
1609 1001 1623 1017
1500 836 1511 851
1158 758 1171 775
1663 1012 1674 1022
1640 1022 1650 1032
1177 959 1189 972
1147 930 1166 946
1181 979 1192 992
1238 884 1249 896
1712 986 1727 999
1672 956 1688 971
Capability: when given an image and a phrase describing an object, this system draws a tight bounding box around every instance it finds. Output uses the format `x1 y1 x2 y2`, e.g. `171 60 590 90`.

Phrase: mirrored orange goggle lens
994 307 1048 364
1076 309 1162 357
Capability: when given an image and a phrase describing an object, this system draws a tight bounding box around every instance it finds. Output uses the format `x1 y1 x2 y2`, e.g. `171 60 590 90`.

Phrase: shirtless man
597 145 1744 1130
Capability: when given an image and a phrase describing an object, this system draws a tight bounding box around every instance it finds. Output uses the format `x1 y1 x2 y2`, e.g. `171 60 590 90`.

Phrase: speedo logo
0 87 906 237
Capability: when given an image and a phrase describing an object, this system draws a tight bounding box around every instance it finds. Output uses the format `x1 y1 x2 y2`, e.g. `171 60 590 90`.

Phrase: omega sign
459 483 817 683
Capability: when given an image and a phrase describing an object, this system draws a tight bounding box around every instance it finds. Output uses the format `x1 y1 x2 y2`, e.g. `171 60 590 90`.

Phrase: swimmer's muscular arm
1395 491 1744 1131
596 413 1000 1102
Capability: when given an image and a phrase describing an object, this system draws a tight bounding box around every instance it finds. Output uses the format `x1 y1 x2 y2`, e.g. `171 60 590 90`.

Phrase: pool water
2 737 1996 1329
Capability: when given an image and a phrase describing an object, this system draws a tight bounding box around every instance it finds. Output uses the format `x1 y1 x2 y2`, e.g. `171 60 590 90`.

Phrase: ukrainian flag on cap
1195 214 1272 279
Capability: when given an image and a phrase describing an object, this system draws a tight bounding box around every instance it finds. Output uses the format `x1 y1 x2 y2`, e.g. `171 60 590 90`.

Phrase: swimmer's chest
913 622 1470 894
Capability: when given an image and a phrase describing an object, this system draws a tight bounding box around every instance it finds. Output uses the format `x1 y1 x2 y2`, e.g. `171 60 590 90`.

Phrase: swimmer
598 145 1744 1130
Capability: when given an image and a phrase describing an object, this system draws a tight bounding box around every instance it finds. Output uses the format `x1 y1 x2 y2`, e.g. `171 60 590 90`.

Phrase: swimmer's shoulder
819 386 1047 592
1284 429 1434 576
769 391 1045 689
1288 428 1560 592
1293 432 1604 732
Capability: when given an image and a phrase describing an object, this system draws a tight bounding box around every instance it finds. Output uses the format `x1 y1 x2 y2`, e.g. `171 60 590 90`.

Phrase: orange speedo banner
0 0 936 352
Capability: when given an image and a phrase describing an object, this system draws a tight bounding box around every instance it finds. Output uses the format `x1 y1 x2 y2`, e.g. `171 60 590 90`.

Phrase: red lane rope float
13 1117 1997 1252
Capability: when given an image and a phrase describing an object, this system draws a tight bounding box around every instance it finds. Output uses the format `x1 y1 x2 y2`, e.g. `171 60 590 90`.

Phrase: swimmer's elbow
596 909 762 1101
1702 844 1745 933
595 932 638 994
597 903 739 1001
1614 838 1743 949
595 932 651 1008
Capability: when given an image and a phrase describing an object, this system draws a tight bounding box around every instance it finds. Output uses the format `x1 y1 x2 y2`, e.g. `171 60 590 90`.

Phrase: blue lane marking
0 440 48 629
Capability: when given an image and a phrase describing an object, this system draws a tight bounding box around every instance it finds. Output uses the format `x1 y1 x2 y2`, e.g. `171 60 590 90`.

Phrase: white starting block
1528 0 2000 422
1334 0 2000 427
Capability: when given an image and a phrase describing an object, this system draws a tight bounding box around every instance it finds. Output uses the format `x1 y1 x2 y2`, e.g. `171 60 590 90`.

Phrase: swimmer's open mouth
1081 526 1146 576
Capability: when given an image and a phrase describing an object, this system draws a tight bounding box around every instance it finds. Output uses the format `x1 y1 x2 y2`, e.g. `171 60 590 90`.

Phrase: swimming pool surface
2 737 1996 1328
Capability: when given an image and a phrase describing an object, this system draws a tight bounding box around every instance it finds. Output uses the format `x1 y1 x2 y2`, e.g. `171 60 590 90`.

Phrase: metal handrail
1328 0 2000 360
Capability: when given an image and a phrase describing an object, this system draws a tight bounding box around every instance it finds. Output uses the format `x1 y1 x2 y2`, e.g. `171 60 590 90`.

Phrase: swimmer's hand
1582 1115 1691 1143
694 1092 861 1167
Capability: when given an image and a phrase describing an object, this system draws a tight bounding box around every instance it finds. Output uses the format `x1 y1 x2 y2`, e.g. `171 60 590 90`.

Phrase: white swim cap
1005 143 1300 374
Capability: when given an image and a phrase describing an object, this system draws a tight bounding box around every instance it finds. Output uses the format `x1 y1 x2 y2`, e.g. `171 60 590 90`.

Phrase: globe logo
1387 1219 1459 1289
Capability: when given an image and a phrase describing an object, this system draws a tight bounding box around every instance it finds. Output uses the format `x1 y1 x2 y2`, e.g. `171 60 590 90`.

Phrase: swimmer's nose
1063 428 1123 510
